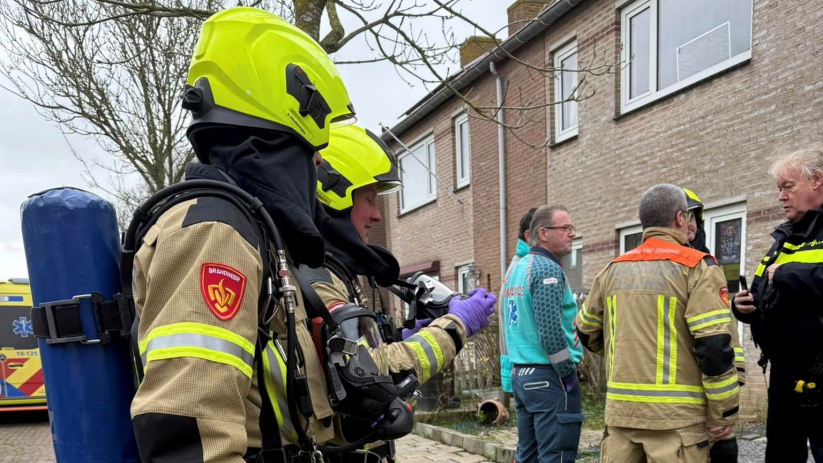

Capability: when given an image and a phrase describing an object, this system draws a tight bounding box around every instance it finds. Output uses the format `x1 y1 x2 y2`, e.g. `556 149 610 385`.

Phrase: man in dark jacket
733 148 823 463
683 188 746 463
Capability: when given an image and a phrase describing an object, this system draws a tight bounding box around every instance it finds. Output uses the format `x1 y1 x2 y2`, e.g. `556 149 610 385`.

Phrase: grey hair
639 184 687 229
528 205 568 247
769 146 823 180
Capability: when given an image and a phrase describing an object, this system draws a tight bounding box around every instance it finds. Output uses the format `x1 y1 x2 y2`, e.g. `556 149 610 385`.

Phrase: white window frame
620 0 753 114
454 113 471 188
398 135 437 213
570 237 583 268
553 40 579 142
702 202 747 340
619 224 643 254
456 264 474 294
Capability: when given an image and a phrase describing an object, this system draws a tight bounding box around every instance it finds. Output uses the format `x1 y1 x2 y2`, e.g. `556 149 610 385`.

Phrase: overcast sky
0 0 509 280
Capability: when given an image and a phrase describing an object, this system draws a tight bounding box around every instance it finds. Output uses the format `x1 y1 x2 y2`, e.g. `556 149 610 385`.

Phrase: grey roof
381 0 587 143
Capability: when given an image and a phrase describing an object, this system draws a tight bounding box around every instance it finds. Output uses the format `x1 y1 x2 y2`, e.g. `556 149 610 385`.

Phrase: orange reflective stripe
613 238 706 268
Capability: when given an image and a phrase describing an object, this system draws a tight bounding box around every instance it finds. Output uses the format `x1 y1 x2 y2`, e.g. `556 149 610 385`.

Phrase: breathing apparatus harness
120 179 415 462
321 252 400 345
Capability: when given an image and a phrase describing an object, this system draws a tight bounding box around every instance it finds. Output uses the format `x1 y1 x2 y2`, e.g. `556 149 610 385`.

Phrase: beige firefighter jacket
576 228 739 431
309 267 467 386
130 197 336 463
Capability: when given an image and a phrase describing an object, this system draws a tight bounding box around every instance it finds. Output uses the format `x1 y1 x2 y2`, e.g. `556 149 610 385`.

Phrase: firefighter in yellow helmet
129 8 361 462
300 125 497 462
682 188 746 463
576 184 739 463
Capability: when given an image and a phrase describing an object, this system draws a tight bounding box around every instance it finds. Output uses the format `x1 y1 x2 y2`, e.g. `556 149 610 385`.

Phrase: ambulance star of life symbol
508 299 518 327
12 316 33 338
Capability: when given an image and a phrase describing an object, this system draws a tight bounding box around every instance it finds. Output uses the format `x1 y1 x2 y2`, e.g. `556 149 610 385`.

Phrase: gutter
381 0 586 143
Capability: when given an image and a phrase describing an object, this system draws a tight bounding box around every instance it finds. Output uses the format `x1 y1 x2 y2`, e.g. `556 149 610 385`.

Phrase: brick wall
383 96 475 317
381 0 823 418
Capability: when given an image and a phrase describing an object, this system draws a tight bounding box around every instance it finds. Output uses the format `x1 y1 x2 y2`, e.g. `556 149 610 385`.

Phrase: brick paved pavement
0 411 54 463
0 411 492 463
395 434 494 463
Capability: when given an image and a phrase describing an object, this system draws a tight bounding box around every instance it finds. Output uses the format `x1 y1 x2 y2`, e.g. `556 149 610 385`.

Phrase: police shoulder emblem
200 262 247 321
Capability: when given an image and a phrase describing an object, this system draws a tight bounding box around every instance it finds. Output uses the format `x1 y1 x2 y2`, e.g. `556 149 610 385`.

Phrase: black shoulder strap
289 263 338 332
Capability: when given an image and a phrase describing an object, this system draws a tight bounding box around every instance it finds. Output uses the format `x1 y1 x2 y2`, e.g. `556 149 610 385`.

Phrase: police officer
129 8 359 462
303 124 497 461
577 184 739 463
683 188 746 463
733 149 823 462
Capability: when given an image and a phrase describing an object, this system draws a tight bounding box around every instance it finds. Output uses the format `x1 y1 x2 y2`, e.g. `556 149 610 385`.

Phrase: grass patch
581 388 605 430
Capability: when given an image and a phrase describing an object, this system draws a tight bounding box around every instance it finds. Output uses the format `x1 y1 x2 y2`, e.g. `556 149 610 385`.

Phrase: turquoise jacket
501 246 581 379
500 239 530 392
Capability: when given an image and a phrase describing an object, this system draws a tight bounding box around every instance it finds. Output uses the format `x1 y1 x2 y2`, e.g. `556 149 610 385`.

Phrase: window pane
400 142 431 209
658 0 752 89
561 52 578 130
623 232 643 253
459 121 470 180
629 8 651 99
714 218 742 292
427 142 436 195
560 249 583 292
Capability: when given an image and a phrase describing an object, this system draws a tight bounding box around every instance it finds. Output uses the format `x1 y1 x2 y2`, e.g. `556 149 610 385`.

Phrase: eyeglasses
543 225 576 234
681 210 694 221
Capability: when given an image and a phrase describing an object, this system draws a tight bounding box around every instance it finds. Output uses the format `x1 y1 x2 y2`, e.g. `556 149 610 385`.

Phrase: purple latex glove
561 372 578 393
401 318 432 340
447 288 497 338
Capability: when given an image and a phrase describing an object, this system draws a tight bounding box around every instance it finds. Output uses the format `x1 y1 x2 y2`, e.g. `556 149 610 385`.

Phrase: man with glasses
576 184 738 463
501 205 583 463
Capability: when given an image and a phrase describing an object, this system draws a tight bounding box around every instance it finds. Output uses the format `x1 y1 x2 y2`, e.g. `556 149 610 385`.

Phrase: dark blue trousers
513 365 583 463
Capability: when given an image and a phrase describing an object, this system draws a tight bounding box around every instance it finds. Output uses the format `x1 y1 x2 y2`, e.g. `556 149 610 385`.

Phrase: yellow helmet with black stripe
317 125 401 210
183 7 355 161
683 188 704 222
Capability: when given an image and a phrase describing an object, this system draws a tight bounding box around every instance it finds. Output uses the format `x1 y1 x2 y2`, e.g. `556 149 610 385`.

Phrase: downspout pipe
489 62 506 284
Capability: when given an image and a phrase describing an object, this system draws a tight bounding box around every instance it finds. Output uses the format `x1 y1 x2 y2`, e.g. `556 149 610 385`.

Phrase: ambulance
0 278 46 411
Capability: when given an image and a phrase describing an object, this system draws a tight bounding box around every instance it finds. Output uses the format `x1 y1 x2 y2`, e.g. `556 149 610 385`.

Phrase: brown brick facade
381 0 823 418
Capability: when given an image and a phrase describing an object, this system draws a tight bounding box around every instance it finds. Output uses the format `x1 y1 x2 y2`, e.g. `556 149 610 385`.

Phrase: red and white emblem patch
200 263 247 321
719 287 730 308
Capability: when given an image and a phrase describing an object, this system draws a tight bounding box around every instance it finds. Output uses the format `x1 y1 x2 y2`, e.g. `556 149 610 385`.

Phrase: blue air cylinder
21 187 140 463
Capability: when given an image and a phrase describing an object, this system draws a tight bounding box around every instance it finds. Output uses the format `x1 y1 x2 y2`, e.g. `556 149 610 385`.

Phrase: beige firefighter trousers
599 424 710 463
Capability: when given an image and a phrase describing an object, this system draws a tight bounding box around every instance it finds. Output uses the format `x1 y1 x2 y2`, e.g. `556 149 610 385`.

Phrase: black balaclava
691 219 710 254
206 130 328 268
323 205 399 287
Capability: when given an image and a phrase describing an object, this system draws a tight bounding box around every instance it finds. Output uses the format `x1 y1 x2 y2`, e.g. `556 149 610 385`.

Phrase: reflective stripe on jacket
308 266 466 386
131 196 335 463
576 228 739 430
735 206 823 373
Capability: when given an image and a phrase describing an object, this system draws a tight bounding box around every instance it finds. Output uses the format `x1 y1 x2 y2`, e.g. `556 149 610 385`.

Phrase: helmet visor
330 113 357 128
377 181 402 195
337 312 383 350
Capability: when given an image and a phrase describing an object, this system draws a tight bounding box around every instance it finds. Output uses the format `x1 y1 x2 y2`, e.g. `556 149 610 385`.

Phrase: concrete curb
414 422 515 463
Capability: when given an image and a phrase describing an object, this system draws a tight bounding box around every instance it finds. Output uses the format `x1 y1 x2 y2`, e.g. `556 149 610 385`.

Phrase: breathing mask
312 304 398 420
391 272 468 329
